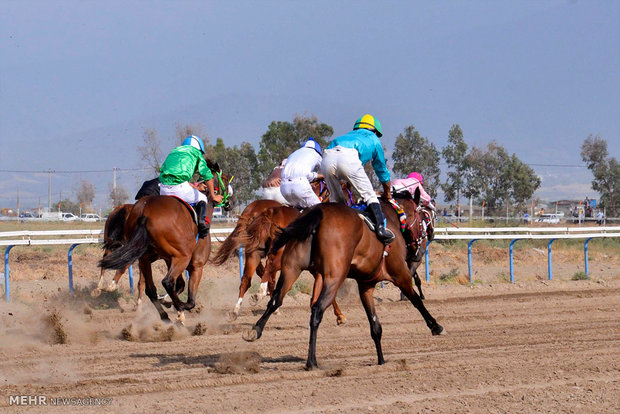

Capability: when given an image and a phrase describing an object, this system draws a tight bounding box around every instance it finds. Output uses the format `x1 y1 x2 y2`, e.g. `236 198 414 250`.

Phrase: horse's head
205 158 234 212
391 187 434 260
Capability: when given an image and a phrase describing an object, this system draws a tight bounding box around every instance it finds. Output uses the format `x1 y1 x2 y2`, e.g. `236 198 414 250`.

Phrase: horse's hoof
227 311 238 322
304 363 318 371
336 316 347 326
242 327 258 342
90 288 102 297
432 324 445 336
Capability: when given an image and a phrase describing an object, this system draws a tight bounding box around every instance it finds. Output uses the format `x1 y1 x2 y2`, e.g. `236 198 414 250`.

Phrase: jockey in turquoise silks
320 114 395 244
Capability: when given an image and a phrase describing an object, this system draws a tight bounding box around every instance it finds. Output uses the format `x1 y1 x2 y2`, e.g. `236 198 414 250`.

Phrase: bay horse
243 198 444 370
212 179 352 320
99 161 231 322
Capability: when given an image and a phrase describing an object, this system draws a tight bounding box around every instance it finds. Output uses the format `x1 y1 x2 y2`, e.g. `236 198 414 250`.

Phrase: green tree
465 142 540 214
205 138 259 205
57 198 80 215
581 135 619 216
257 114 333 180
392 125 441 197
441 124 469 216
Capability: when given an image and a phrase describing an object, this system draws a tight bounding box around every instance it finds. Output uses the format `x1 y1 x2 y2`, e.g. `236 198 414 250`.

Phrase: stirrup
376 227 395 244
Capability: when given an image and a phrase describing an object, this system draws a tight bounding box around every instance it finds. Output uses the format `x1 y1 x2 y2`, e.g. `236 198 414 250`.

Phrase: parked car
535 213 563 224
80 213 101 222
61 212 79 222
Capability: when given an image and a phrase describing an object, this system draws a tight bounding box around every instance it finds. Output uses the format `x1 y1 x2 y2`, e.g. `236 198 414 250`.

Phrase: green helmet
353 114 382 137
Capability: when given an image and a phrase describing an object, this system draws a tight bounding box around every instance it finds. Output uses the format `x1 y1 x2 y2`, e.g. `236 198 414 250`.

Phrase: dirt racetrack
0 241 619 413
1 279 618 413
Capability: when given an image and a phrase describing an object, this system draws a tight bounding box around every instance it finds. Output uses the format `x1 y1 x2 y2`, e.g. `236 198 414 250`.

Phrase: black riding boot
368 202 395 244
195 201 209 238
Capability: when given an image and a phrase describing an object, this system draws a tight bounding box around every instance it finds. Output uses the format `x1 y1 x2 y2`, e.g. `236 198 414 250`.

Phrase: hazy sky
1 1 618 210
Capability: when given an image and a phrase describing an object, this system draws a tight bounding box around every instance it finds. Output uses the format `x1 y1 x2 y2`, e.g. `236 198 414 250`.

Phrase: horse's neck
205 201 215 218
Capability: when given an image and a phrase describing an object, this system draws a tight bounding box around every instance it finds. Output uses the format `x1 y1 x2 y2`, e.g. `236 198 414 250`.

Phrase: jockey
158 135 223 238
280 138 323 209
391 172 435 210
321 114 395 244
257 159 289 204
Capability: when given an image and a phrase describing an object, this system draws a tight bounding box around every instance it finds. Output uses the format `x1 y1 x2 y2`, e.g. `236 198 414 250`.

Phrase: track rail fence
2 226 619 301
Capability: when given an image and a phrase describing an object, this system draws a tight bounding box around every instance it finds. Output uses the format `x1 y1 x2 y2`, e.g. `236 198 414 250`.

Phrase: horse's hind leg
306 276 343 370
254 247 283 304
161 256 192 314
139 257 169 321
332 299 347 325
232 250 262 319
243 258 303 342
357 282 384 365
311 273 346 325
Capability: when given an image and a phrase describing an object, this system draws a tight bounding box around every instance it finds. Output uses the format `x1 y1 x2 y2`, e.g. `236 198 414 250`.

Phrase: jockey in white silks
279 138 323 209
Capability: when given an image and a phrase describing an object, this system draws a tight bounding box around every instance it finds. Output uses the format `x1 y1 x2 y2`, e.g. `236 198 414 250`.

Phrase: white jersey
281 147 322 182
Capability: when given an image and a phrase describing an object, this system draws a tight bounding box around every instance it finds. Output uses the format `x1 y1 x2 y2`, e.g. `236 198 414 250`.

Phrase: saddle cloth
168 196 199 226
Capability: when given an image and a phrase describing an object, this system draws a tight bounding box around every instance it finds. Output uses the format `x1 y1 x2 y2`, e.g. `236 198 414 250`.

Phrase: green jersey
159 146 213 185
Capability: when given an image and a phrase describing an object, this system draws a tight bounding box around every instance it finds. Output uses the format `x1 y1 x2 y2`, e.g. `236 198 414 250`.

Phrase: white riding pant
321 146 379 205
159 181 207 205
256 186 289 205
280 177 321 209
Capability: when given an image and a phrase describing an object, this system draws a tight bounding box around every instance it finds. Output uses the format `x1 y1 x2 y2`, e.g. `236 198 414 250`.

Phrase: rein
214 171 233 207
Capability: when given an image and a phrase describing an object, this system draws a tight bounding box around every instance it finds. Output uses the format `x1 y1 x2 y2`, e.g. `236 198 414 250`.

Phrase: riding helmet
353 114 382 137
182 135 205 153
303 137 322 156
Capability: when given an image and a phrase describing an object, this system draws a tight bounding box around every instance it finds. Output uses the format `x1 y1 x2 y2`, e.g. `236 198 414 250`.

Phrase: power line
0 167 150 174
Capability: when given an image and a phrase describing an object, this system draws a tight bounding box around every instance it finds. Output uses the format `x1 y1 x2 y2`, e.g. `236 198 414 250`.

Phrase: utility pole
48 169 52 211
113 167 117 190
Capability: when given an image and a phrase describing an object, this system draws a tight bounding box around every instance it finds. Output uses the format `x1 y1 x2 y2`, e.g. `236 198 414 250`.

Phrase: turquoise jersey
159 146 213 185
327 129 391 183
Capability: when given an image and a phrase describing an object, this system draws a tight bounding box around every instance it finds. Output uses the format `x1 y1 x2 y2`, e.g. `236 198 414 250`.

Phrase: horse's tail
99 216 149 270
237 209 279 255
211 215 252 265
270 207 324 255
102 204 131 252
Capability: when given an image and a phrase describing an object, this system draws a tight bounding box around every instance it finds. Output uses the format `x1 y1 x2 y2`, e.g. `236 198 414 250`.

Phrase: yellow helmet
353 114 382 137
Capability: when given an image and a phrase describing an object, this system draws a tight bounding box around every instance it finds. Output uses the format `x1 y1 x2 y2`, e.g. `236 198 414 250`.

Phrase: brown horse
212 179 351 320
392 190 436 300
99 162 230 322
232 205 347 324
243 200 444 369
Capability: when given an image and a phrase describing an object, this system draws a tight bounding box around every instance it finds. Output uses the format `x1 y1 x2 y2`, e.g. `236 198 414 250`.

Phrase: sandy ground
0 241 619 413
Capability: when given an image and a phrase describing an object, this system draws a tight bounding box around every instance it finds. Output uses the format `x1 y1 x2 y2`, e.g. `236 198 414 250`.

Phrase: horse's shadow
130 352 304 369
